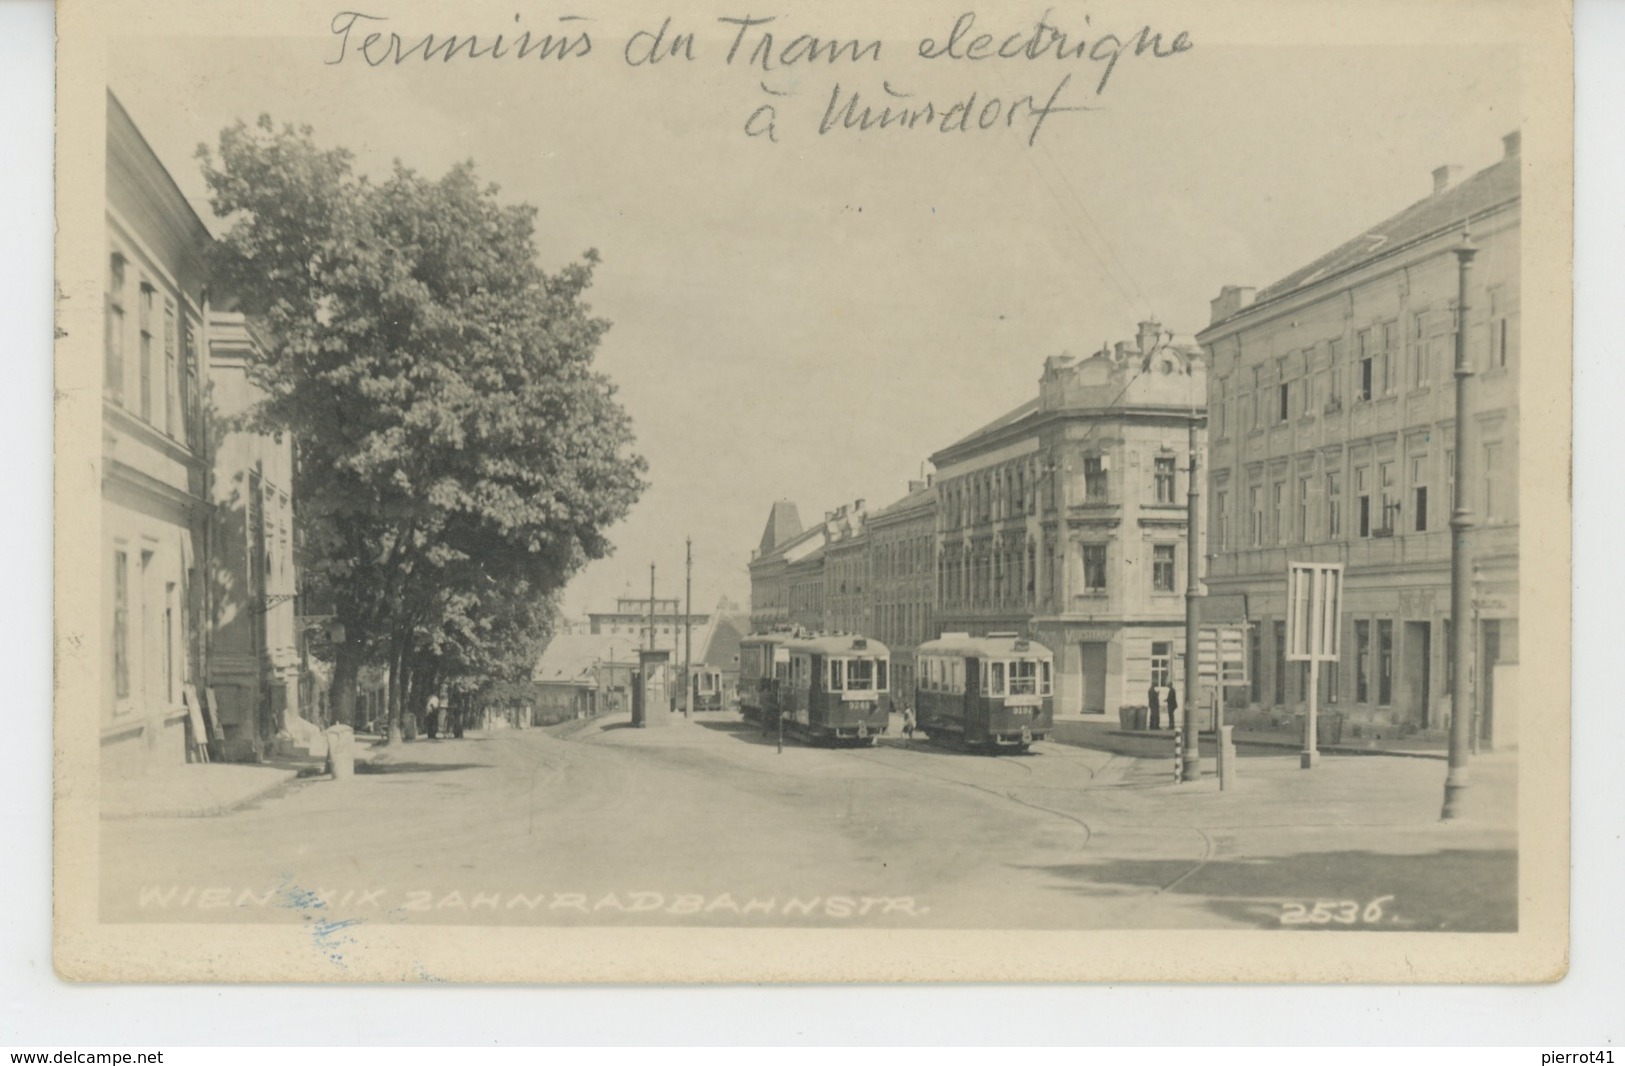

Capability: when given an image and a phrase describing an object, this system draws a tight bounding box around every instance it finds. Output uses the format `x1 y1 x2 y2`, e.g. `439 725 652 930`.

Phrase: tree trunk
330 641 361 728
387 631 405 745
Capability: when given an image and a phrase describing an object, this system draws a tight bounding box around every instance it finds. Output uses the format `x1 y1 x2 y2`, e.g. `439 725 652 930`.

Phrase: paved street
101 711 1517 932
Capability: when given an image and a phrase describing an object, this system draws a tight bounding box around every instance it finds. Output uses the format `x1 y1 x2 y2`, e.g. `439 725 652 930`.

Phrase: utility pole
1442 231 1478 820
1182 415 1203 782
648 563 656 652
684 537 694 718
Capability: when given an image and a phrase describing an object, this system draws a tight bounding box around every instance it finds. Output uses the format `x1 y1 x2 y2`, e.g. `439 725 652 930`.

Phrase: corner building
1199 134 1521 746
930 324 1207 718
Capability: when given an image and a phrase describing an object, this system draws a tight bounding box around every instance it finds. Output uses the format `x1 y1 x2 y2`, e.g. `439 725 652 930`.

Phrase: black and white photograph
51 0 1572 984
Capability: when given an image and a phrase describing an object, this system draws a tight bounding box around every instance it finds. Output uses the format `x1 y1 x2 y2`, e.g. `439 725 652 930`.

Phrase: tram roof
781 632 891 656
918 632 1053 658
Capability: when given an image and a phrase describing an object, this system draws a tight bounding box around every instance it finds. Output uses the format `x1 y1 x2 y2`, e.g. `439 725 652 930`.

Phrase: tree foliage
198 116 646 723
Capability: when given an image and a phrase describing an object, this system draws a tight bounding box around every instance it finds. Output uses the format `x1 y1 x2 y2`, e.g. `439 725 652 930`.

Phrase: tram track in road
832 743 1097 850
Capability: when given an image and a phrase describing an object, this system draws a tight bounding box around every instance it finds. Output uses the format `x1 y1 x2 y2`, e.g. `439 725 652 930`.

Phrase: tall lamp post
1441 231 1478 820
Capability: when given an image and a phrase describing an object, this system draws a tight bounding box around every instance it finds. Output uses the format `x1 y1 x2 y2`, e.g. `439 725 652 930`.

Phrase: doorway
1404 621 1431 729
1079 642 1107 715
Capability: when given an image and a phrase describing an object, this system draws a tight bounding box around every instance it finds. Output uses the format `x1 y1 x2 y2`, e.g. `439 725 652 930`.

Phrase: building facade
866 480 937 699
931 322 1207 718
102 92 212 772
1199 134 1520 745
206 311 305 760
587 596 710 656
822 503 869 635
747 500 805 631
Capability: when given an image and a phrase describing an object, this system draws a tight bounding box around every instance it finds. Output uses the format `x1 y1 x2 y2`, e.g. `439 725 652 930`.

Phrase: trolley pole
1442 232 1478 821
684 537 694 718
1182 417 1203 782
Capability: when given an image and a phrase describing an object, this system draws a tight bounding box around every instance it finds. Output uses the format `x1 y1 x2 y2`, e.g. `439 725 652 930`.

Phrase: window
1215 379 1227 436
849 659 876 691
1215 490 1229 551
1084 456 1108 501
1278 382 1290 424
1248 621 1262 703
163 304 178 438
112 550 130 701
828 659 843 690
1356 466 1371 538
1489 289 1515 369
1355 620 1371 703
1378 619 1394 706
1325 657 1340 704
105 254 126 403
1381 320 1398 395
1249 485 1263 547
1483 442 1502 521
1082 544 1107 592
1412 312 1429 387
1272 481 1286 544
1154 456 1176 503
1357 329 1373 401
1040 660 1052 696
1009 660 1038 695
1327 471 1342 538
1378 461 1396 533
1303 366 1316 416
1411 455 1429 532
1152 544 1175 592
1298 476 1311 542
1327 339 1344 407
1151 641 1172 688
138 282 155 422
988 661 1005 697
1273 620 1287 706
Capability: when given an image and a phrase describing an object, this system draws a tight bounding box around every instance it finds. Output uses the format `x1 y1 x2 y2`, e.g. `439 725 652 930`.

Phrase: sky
109 7 1520 620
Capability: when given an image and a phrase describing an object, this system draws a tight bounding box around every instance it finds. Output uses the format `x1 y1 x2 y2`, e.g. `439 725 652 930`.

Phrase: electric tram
914 632 1054 752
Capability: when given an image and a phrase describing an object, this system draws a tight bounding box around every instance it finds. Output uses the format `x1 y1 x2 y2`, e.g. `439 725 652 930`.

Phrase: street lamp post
1442 232 1478 821
1182 415 1203 781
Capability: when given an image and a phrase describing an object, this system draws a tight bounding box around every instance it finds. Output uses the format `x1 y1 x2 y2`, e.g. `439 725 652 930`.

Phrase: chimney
925 473 935 487
1209 284 1256 325
1136 319 1162 354
907 479 925 493
1503 130 1521 158
854 499 865 512
1432 164 1463 195
1114 340 1133 362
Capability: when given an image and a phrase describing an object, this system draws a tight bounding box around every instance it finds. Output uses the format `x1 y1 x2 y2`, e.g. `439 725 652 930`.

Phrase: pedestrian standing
902 705 916 741
1147 682 1162 731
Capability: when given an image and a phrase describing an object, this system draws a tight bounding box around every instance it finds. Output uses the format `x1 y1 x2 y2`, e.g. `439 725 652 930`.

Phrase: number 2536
1280 896 1394 925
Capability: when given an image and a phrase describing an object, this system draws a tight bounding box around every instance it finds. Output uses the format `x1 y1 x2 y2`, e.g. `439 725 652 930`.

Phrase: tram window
990 661 1006 696
1040 660 1052 695
848 659 874 691
952 661 963 692
1009 660 1037 695
828 659 843 690
876 659 888 691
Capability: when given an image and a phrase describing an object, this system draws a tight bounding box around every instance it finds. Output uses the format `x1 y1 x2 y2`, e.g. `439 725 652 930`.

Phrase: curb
1098 728 1448 761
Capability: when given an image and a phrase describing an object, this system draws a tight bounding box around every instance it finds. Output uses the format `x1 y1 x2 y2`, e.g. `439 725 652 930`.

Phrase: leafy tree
198 116 645 732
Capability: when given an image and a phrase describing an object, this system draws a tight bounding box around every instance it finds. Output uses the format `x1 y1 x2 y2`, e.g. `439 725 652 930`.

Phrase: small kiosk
631 649 673 729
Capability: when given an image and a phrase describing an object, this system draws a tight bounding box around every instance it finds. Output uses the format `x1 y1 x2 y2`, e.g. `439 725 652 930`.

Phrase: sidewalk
101 763 301 819
1050 717 1452 760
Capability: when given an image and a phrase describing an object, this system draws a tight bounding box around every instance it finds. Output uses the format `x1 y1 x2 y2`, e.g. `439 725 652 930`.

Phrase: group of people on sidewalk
1147 679 1179 731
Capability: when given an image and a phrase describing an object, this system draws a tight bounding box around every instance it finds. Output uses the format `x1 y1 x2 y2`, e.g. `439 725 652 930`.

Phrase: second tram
776 633 891 746
915 632 1054 752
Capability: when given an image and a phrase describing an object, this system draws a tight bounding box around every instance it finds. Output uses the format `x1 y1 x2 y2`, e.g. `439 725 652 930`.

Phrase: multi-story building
931 322 1207 717
1199 133 1520 744
587 596 710 656
101 91 212 772
867 479 937 698
206 310 306 760
823 502 869 635
747 500 805 631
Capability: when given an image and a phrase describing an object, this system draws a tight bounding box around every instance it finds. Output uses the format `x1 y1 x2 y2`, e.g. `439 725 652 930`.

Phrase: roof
1245 152 1520 314
938 397 1041 458
531 633 640 684
867 482 938 524
919 632 1055 658
697 611 750 670
758 500 803 557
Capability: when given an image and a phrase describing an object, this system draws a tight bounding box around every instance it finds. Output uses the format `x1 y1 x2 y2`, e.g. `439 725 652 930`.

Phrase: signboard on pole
1285 561 1344 768
1196 624 1249 687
